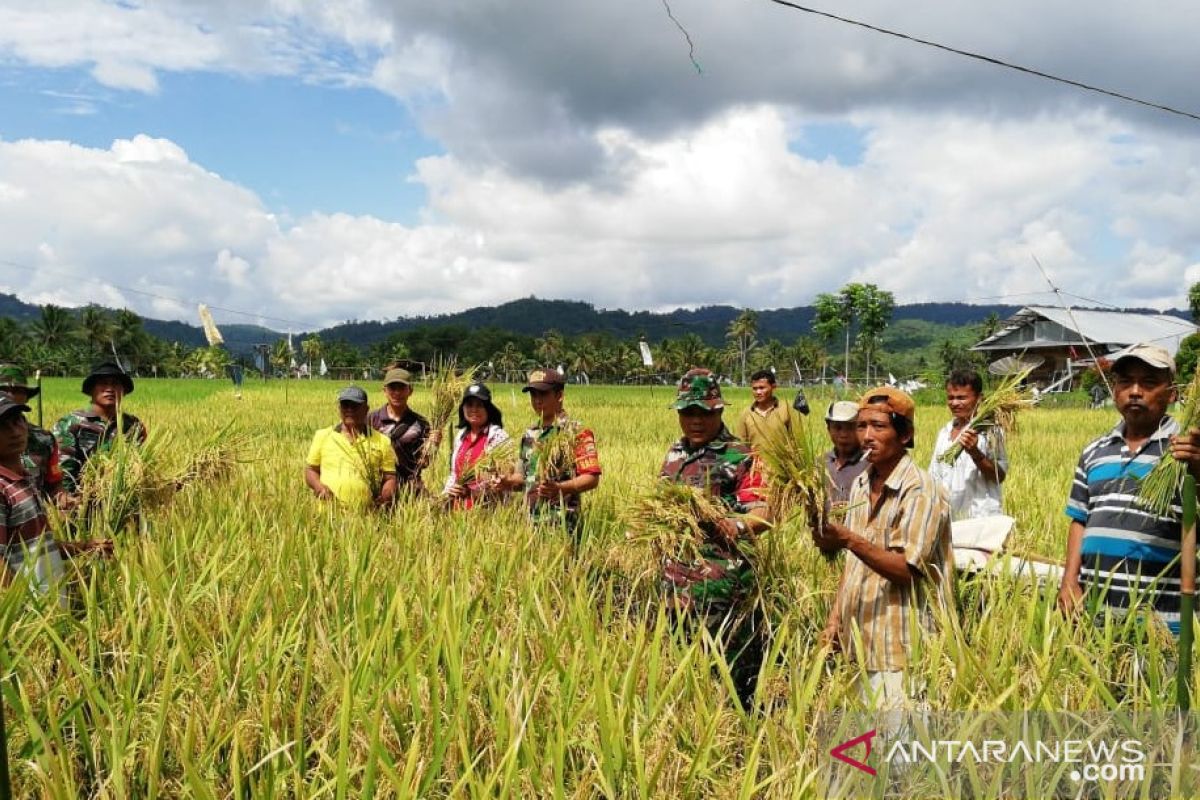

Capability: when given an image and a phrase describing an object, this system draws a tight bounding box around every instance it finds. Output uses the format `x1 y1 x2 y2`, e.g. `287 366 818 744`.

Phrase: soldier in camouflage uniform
660 368 772 708
0 364 65 503
502 368 602 536
52 362 148 497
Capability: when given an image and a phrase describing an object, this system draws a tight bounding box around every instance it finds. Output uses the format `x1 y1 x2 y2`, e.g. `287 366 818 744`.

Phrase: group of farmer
3 341 1200 712
303 366 602 531
0 361 146 592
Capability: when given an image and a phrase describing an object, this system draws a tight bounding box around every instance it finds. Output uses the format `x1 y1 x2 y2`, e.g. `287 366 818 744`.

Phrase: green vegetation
1 379 1195 796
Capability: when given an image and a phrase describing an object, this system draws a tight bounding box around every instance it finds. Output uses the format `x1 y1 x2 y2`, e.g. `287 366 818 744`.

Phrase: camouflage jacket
659 427 766 600
52 408 148 495
22 423 63 497
518 412 601 529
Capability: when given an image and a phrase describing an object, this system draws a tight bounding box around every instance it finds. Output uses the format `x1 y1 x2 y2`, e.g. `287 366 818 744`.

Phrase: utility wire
763 0 1200 123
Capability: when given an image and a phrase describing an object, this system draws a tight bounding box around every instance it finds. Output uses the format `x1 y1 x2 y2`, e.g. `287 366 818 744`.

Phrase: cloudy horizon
1 0 1198 330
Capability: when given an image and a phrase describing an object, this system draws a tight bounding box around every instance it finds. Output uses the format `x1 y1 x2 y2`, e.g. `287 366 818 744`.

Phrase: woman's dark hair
946 369 983 394
456 393 503 429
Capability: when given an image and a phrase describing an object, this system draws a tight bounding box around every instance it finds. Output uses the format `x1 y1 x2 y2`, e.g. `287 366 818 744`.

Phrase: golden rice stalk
939 367 1036 465
753 417 828 524
457 440 517 487
419 359 475 465
625 480 731 565
347 432 385 500
533 422 579 483
1136 370 1200 518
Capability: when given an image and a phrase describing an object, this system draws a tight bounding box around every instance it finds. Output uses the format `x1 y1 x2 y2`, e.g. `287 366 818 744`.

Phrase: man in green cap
0 364 67 505
368 366 439 494
659 367 772 708
52 361 147 497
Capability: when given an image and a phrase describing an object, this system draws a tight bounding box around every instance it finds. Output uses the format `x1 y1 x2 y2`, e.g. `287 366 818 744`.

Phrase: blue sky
0 66 438 222
0 0 1197 328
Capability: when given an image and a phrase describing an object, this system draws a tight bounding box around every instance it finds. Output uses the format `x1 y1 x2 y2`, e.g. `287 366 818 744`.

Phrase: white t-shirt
928 421 1007 521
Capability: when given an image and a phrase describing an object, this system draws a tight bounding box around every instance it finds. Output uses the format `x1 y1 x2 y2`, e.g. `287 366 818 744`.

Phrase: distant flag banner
288 332 297 369
639 341 654 367
319 358 328 377
198 304 224 346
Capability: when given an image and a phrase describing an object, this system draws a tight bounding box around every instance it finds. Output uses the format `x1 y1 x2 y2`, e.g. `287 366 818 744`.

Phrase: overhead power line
764 0 1200 123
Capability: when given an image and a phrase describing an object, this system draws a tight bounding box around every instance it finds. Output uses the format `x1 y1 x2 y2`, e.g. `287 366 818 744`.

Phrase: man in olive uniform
0 365 66 504
660 368 772 708
368 366 439 495
52 362 148 497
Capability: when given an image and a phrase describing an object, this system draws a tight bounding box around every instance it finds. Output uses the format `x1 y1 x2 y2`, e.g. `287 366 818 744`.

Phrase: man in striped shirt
814 387 954 709
1059 344 1200 634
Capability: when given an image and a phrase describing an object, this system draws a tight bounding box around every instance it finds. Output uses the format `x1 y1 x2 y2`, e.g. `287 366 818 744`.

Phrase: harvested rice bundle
419 360 475 465
1136 369 1200 518
753 418 828 524
457 440 518 487
79 426 173 533
533 421 580 483
625 480 733 565
939 367 1036 465
174 422 256 486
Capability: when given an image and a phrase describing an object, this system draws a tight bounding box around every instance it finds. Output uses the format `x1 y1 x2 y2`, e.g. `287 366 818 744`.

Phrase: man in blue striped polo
1058 343 1200 634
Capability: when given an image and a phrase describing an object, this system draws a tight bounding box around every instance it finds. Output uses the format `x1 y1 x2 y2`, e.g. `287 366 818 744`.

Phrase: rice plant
939 367 1036 465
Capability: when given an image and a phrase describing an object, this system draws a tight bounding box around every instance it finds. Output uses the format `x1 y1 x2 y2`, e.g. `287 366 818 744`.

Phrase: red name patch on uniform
573 429 601 475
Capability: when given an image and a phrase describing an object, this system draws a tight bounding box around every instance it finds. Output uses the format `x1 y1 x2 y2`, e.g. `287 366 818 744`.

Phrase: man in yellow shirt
305 386 397 507
733 369 799 451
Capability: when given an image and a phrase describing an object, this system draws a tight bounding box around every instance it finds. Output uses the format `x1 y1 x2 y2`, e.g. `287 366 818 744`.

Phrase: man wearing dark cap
51 361 148 497
502 368 601 534
1 396 111 596
0 364 66 504
368 366 438 494
659 368 772 707
305 386 397 508
1060 343 1200 636
814 386 953 710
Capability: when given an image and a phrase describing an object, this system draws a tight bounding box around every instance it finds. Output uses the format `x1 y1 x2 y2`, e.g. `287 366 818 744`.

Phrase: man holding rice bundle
814 387 954 710
659 368 772 707
0 364 67 506
369 367 438 496
52 361 148 498
1059 344 1200 635
305 386 397 508
1 396 111 600
928 369 1008 522
502 369 601 535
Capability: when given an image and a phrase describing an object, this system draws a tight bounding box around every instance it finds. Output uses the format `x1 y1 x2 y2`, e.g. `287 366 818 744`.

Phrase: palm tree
33 305 75 351
0 318 24 361
726 309 759 385
493 341 524 383
301 334 323 373
78 307 115 355
534 329 565 368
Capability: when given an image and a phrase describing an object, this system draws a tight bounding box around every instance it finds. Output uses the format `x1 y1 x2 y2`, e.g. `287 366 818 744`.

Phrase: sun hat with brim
82 361 134 396
0 396 31 420
672 368 724 411
825 400 859 422
458 382 503 428
337 386 369 405
383 367 413 387
859 385 916 448
522 368 566 393
0 364 39 399
1112 343 1176 375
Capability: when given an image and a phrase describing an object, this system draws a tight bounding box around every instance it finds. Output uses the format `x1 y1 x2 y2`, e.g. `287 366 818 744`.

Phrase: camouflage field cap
672 368 724 411
0 364 38 399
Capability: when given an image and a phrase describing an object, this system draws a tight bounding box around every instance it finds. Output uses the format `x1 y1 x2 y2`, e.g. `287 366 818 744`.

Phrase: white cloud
1 109 1198 331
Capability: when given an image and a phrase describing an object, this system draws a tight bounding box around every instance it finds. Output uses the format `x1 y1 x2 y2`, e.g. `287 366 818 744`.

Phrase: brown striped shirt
835 454 954 672
0 464 48 547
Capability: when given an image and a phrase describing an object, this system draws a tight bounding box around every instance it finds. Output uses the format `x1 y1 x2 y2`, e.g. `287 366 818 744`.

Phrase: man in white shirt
928 369 1007 521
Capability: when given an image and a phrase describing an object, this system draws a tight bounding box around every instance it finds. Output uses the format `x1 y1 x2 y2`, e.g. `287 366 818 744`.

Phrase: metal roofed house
971 306 1198 391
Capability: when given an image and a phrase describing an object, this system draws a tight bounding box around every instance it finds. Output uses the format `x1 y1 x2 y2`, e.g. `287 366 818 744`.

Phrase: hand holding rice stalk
939 367 1036 465
626 480 738 564
457 440 517 496
753 418 830 524
418 360 475 466
347 432 385 501
1136 369 1200 518
534 421 580 484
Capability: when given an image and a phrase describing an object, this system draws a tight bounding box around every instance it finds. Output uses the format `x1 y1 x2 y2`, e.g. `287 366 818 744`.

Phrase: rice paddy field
6 377 1197 797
